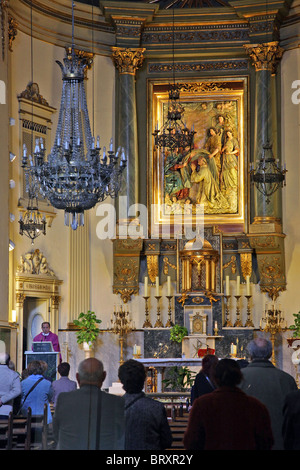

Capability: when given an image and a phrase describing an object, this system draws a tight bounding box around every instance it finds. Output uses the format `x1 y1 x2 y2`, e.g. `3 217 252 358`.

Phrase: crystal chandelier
19 0 46 244
21 2 126 230
249 141 287 204
20 144 46 244
152 8 195 155
153 84 195 154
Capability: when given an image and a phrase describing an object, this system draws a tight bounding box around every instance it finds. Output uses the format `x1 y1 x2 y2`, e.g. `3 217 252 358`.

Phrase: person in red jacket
183 358 274 450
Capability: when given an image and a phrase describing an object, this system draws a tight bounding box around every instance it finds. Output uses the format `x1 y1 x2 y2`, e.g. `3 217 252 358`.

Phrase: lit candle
144 276 148 297
226 275 230 295
236 276 240 296
156 277 160 296
167 276 171 296
246 275 250 296
11 310 17 323
214 321 218 329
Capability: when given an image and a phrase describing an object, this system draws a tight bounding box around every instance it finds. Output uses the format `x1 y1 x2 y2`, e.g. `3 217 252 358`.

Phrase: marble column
244 42 284 223
112 47 145 214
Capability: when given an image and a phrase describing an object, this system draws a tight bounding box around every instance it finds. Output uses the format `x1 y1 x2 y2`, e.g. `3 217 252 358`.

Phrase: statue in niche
16 249 55 276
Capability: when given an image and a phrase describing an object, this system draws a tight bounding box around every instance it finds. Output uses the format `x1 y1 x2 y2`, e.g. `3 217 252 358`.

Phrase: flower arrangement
289 312 300 338
170 324 188 343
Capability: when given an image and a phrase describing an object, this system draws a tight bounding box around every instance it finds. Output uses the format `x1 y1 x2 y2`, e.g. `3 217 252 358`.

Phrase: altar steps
168 412 190 450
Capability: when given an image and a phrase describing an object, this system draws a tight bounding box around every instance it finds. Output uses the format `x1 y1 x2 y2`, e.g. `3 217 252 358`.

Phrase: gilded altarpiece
149 78 247 235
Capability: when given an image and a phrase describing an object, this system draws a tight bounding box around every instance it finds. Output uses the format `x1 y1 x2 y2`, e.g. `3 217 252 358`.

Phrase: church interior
1 0 300 406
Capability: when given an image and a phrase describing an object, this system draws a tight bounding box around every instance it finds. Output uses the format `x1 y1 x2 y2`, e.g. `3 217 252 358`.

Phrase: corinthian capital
244 41 284 74
112 47 145 75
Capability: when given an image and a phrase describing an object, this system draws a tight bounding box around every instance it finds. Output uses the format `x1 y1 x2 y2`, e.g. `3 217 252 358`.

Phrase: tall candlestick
156 277 160 296
144 276 148 297
236 276 240 296
167 276 171 297
246 275 250 296
226 275 230 295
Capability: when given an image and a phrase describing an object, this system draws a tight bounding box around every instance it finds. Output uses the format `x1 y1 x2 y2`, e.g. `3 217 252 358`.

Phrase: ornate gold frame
148 77 247 235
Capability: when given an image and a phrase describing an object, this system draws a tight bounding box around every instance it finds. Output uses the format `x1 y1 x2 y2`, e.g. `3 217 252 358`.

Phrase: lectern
25 347 59 382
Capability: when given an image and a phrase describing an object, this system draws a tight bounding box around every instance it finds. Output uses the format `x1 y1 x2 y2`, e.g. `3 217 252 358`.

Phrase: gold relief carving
205 291 218 303
146 243 156 251
259 256 282 282
146 255 159 283
240 252 252 279
178 82 232 93
163 257 176 276
251 236 278 249
113 287 138 304
223 242 235 250
191 297 204 304
222 255 237 274
115 239 143 251
177 292 189 307
244 42 284 74
51 295 61 308
8 15 17 52
260 285 285 302
112 47 145 75
16 293 26 305
241 241 250 249
114 258 139 284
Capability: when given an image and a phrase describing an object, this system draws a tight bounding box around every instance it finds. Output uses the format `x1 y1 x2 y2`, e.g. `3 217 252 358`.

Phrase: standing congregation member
0 353 21 419
53 358 125 450
239 337 298 450
118 359 172 450
191 354 218 404
50 362 77 407
183 358 273 450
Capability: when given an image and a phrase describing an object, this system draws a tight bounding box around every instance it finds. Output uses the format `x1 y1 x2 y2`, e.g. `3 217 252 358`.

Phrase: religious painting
149 78 247 234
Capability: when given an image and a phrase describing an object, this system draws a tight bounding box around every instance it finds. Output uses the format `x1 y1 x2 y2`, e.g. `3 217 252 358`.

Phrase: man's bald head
76 358 106 388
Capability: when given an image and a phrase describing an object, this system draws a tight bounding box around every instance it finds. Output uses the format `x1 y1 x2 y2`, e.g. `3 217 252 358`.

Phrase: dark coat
282 389 300 450
239 359 298 450
53 384 125 450
191 371 215 404
183 386 274 450
123 392 172 450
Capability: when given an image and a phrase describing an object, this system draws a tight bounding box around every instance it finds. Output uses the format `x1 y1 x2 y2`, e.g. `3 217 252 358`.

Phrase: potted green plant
288 312 300 347
170 324 188 343
163 366 196 392
73 310 102 354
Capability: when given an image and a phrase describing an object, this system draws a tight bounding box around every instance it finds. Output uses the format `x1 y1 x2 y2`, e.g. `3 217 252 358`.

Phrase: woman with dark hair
184 358 274 450
118 359 172 450
191 354 218 404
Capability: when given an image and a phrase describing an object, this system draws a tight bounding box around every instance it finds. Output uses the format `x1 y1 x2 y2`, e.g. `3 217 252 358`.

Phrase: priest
33 321 61 361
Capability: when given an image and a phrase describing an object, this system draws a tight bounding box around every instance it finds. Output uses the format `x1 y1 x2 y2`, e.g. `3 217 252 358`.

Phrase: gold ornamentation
191 297 204 304
163 256 176 275
240 252 252 279
113 287 138 303
222 255 237 274
147 255 159 283
112 47 145 75
8 15 17 52
244 41 284 74
260 285 285 302
177 292 189 306
114 258 138 284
